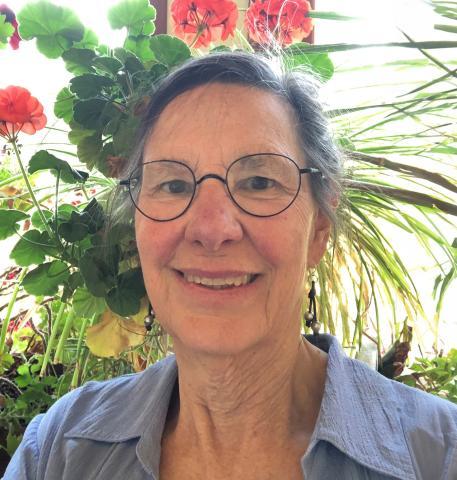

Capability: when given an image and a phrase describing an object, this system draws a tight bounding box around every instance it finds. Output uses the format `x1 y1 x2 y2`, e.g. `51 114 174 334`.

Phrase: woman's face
135 84 331 356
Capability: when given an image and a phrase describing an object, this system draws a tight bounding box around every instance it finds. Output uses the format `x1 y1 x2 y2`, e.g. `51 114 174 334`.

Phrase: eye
160 179 193 194
239 176 277 191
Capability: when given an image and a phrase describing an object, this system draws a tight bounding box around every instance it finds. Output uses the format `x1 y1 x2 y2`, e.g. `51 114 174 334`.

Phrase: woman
5 52 457 480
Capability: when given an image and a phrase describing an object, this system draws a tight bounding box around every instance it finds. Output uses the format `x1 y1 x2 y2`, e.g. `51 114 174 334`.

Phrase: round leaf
0 210 29 240
18 1 84 58
108 0 156 33
150 35 191 67
70 74 115 99
28 150 89 184
73 99 108 129
62 48 96 75
54 87 75 124
22 261 70 296
10 230 51 266
72 287 106 318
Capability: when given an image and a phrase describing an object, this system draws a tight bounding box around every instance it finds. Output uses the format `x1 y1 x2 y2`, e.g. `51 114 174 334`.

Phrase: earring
304 272 321 336
143 302 155 332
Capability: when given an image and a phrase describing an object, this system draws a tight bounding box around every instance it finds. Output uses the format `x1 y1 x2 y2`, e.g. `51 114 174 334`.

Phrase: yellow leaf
86 309 145 358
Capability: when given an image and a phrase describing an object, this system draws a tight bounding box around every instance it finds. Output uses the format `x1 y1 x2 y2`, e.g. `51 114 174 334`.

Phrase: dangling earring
144 302 155 332
304 271 321 336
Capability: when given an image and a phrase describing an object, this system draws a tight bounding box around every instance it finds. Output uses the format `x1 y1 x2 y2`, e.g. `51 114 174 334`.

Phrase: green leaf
150 35 191 67
435 24 457 34
62 48 96 75
113 117 140 157
58 211 89 242
68 121 96 145
17 1 84 58
72 28 99 49
93 56 123 75
79 248 117 297
0 210 29 240
82 198 106 234
72 287 106 318
73 98 108 129
77 134 103 170
28 150 89 184
283 46 334 81
108 0 156 35
22 261 70 296
0 14 14 46
70 74 115 99
106 267 146 316
31 209 53 231
124 35 155 63
10 230 55 266
54 87 75 124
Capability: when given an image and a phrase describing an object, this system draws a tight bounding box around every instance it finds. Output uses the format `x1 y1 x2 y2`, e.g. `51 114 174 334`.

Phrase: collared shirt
4 334 457 479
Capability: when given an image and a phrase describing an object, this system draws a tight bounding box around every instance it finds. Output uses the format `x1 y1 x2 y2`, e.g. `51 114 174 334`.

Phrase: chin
166 315 267 357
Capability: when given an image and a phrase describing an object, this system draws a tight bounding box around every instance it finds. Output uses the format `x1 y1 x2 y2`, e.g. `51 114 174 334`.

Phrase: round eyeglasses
119 153 323 222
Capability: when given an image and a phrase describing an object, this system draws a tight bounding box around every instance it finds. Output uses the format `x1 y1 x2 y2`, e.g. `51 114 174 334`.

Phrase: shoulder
3 355 177 479
37 354 177 443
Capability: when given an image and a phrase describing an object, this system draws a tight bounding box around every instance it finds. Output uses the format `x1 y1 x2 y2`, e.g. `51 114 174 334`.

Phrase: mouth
175 270 260 290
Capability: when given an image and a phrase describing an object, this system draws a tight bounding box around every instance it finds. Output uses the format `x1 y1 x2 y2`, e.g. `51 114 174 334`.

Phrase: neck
164 334 328 461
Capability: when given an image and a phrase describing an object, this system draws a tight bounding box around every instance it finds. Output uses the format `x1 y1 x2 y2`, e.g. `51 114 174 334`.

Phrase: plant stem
53 309 75 364
11 140 54 239
0 268 28 354
40 302 66 377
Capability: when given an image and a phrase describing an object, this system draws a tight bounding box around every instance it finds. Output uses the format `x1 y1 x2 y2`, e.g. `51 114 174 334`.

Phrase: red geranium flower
0 86 47 140
245 0 313 46
171 0 238 48
0 4 21 49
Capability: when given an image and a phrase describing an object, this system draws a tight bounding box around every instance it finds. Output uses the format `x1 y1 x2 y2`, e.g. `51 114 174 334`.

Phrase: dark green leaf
70 74 115 99
93 56 123 75
68 121 96 145
106 267 146 316
150 35 191 67
22 261 70 296
54 87 75 124
113 117 140 157
0 210 29 240
79 247 117 297
28 150 89 184
62 48 96 75
17 1 84 58
58 211 89 242
73 99 108 129
77 134 103 170
82 198 105 234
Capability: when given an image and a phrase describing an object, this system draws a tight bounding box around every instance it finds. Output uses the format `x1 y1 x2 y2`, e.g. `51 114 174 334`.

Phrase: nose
184 179 243 252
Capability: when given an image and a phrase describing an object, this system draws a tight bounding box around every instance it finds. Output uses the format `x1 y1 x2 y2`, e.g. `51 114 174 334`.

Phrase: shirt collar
65 335 416 479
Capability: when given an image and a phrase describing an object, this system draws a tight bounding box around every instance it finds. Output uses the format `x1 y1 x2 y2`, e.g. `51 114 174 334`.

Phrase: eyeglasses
119 153 323 222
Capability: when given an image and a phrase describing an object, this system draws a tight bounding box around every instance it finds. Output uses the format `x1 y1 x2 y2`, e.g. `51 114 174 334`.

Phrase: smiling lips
176 269 258 289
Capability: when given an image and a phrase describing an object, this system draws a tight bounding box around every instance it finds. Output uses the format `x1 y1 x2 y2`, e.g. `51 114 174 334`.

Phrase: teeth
183 273 254 288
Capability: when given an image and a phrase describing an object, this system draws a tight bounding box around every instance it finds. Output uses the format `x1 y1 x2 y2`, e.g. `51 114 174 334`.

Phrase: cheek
135 215 180 273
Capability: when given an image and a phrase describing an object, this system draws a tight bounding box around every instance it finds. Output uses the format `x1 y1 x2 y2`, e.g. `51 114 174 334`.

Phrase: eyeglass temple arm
299 167 325 179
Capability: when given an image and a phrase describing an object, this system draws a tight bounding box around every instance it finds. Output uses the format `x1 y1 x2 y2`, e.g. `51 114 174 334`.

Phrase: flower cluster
171 0 238 48
0 86 47 141
171 0 313 48
0 4 21 49
245 0 313 46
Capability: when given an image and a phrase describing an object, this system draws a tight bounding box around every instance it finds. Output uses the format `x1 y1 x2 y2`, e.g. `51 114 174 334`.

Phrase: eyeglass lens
130 154 301 221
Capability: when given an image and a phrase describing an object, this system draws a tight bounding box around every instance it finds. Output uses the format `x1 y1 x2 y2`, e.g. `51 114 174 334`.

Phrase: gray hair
114 51 343 225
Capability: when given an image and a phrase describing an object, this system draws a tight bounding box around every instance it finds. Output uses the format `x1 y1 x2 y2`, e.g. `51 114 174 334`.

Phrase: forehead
143 83 304 165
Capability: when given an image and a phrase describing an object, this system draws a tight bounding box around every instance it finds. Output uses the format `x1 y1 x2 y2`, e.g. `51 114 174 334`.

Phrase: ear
307 207 332 268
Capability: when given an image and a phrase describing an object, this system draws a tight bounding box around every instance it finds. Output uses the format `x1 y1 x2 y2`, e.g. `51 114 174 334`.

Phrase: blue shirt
4 334 457 479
